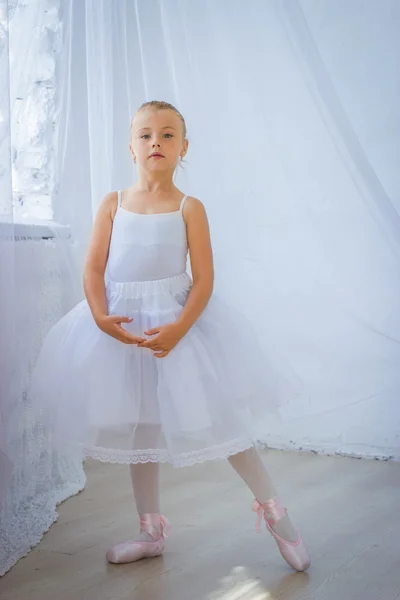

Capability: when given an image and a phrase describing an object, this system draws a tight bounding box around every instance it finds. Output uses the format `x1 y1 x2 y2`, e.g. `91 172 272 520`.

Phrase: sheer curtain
0 0 14 506
0 0 85 576
1 0 399 575
58 0 400 458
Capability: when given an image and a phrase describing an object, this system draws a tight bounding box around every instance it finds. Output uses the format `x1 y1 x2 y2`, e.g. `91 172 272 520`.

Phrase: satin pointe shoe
252 497 311 572
106 513 171 564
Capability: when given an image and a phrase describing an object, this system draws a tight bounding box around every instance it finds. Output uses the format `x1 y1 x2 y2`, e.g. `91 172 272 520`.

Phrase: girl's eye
140 133 172 139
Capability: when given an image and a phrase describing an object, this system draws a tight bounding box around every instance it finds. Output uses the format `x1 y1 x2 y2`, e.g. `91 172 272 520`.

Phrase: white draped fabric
1 0 399 575
58 0 400 457
0 0 85 576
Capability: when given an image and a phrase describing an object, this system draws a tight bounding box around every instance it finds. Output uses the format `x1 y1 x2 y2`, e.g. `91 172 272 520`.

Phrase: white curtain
0 0 85 576
1 0 399 575
58 0 400 457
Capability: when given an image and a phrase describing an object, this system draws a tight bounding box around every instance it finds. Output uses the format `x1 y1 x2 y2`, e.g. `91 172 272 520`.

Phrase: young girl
32 100 310 572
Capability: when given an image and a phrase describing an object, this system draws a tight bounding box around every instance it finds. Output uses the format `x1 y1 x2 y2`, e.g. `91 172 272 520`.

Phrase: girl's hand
138 323 186 358
96 315 145 345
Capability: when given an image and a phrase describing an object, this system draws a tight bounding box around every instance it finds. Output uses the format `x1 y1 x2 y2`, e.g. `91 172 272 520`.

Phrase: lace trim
84 437 260 468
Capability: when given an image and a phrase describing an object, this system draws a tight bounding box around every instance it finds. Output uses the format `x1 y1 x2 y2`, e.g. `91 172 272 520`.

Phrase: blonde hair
130 100 187 138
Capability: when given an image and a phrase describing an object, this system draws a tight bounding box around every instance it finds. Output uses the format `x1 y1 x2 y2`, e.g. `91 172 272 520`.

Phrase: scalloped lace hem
0 477 85 577
84 437 261 467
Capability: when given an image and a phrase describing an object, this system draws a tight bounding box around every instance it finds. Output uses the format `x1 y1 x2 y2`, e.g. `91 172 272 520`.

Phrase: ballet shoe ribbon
140 513 171 539
160 514 171 539
252 499 264 533
252 497 287 532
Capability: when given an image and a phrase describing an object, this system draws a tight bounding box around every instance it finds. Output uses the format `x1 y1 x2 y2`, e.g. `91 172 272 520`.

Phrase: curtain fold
278 0 400 254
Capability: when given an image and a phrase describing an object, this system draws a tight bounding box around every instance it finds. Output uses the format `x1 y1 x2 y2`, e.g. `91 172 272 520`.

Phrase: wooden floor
1 449 400 600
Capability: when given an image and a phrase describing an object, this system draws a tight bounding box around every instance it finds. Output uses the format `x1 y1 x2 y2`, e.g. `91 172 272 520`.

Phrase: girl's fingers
116 327 142 345
140 338 160 349
138 339 166 351
154 350 169 358
115 326 136 341
144 328 160 336
113 315 133 324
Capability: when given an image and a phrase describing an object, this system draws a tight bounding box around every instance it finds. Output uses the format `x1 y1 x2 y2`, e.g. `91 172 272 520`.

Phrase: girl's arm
83 192 142 345
83 192 116 322
174 196 214 335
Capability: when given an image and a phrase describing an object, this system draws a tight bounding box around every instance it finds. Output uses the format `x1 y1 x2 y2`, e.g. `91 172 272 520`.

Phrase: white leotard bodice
107 191 188 282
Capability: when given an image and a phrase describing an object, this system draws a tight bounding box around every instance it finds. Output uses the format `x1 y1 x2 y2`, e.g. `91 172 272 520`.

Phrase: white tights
129 446 297 543
228 447 297 542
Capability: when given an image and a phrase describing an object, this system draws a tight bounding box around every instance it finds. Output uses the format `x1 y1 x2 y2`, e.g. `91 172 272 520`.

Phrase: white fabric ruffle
31 272 295 467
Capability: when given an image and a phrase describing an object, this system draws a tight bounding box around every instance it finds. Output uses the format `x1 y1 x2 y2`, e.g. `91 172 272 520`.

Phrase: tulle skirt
31 272 295 467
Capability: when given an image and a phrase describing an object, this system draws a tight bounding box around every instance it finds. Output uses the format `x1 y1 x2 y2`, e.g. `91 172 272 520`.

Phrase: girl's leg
106 425 168 563
130 461 160 541
129 422 163 539
228 446 298 542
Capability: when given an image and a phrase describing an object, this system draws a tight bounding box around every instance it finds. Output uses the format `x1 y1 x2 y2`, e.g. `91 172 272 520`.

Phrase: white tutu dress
32 192 292 467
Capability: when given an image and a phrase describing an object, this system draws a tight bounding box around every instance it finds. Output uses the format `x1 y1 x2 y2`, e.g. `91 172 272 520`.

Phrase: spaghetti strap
180 194 188 211
117 190 122 207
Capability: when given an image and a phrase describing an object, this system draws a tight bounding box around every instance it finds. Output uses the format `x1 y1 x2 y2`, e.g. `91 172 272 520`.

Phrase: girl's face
130 109 188 172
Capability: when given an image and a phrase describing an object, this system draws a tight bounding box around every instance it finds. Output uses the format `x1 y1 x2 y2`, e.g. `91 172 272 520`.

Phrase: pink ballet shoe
106 513 171 564
252 497 311 572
